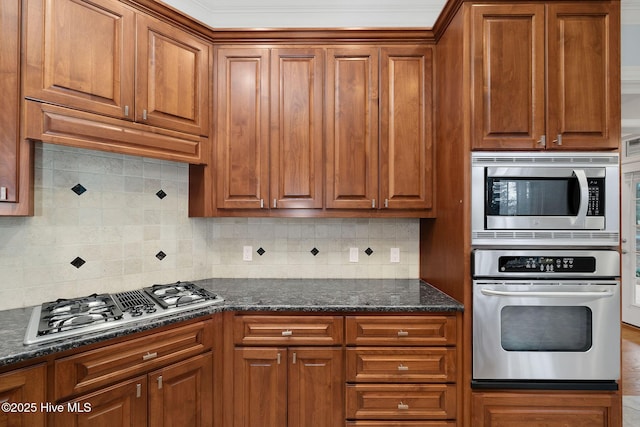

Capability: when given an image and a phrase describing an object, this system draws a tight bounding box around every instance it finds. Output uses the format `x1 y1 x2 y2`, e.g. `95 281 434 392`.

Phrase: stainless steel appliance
24 281 224 345
472 249 620 390
471 152 620 246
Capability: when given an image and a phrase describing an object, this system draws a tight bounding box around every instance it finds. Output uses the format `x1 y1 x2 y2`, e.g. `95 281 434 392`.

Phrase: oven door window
500 306 592 351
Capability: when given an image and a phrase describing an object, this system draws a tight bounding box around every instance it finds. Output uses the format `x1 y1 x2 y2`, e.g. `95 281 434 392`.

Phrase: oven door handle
480 289 615 298
571 169 589 228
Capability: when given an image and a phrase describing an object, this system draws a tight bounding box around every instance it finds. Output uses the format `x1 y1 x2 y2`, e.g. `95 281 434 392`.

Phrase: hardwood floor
623 323 640 395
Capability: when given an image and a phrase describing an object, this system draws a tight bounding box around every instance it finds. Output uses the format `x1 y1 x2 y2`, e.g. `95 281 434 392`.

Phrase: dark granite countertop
0 279 462 368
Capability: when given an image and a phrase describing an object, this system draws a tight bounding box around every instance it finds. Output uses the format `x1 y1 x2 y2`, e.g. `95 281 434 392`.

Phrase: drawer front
54 319 213 400
346 347 456 383
346 316 456 346
346 422 457 426
234 315 343 345
346 384 456 420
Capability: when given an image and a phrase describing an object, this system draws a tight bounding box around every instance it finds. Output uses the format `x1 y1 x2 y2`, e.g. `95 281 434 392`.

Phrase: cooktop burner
24 282 224 346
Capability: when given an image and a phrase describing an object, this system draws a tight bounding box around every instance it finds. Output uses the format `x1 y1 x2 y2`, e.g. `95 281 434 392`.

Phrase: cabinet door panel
136 14 210 136
470 4 545 150
0 0 20 204
216 48 270 209
148 353 213 427
0 365 46 427
53 376 147 427
24 0 135 119
233 347 287 427
288 348 344 427
326 47 379 209
380 47 434 210
270 48 324 209
546 3 620 150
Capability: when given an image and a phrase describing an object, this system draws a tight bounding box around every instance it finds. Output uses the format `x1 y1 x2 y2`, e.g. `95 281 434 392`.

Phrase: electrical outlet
349 247 359 263
390 247 400 263
243 246 253 261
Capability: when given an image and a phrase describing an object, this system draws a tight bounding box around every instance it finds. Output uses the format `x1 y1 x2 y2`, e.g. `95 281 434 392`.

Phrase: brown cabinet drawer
346 316 456 346
54 319 213 400
346 347 456 383
233 315 343 345
346 422 457 427
346 384 456 420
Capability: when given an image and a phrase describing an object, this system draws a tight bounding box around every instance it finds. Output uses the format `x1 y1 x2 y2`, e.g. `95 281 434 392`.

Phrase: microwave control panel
498 256 596 273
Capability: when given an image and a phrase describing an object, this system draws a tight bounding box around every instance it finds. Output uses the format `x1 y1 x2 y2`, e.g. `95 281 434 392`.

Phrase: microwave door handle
481 289 614 298
571 169 589 227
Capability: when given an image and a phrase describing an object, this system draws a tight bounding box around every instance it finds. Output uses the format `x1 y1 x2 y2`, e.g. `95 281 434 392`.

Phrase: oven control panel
499 256 596 273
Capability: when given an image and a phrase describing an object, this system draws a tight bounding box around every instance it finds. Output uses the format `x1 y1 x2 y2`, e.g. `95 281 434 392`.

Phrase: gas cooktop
24 281 224 345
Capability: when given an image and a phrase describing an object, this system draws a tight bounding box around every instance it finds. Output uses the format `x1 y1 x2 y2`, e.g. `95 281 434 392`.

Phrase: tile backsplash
0 143 419 310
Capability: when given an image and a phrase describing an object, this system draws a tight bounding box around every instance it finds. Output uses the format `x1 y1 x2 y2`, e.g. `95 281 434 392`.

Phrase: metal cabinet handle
397 363 409 371
281 329 293 337
260 199 264 209
0 187 7 201
397 330 409 337
142 109 148 120
273 198 277 208
553 134 563 145
124 105 129 117
398 402 409 410
292 352 297 364
537 135 546 146
142 352 158 361
384 199 389 208
136 384 142 398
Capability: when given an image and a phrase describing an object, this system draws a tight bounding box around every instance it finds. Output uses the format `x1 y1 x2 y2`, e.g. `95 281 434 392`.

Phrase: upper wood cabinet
325 47 380 210
0 0 32 217
24 0 210 137
471 2 620 150
199 44 435 217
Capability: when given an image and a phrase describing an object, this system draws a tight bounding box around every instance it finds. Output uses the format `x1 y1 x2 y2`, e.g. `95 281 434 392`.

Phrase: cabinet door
216 48 270 210
326 47 379 209
135 14 211 136
270 48 324 209
470 4 546 150
53 376 147 427
0 365 46 427
546 2 620 150
233 347 287 427
24 0 135 119
288 348 344 427
380 46 434 210
471 391 621 427
0 0 20 204
148 353 213 427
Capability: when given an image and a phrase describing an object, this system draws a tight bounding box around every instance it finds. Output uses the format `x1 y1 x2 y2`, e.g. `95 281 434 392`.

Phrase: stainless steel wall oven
472 249 620 390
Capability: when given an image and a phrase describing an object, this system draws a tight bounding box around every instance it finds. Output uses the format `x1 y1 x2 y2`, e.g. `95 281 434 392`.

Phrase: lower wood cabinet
0 364 46 427
471 391 622 427
233 346 343 427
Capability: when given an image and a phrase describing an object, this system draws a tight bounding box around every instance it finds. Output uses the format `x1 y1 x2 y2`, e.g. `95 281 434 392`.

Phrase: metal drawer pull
397 330 409 337
398 402 409 410
142 352 158 361
281 329 293 336
397 364 409 371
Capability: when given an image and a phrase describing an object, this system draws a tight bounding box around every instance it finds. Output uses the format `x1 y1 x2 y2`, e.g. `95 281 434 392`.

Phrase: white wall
0 144 419 311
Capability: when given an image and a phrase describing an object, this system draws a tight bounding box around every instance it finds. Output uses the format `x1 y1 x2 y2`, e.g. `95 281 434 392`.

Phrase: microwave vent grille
472 230 619 245
472 154 619 166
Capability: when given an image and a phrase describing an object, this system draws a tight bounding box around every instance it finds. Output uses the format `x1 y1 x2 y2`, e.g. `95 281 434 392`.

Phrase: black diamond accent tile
365 247 374 256
310 247 319 256
70 257 86 268
155 251 167 260
156 190 167 200
257 247 266 256
71 184 87 196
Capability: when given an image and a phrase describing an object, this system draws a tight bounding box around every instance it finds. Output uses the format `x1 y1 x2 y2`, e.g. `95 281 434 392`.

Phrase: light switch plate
349 247 359 263
243 246 253 261
390 248 400 263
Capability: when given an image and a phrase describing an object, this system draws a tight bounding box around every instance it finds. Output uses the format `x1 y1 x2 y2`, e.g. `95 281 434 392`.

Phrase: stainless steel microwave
471 152 620 246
